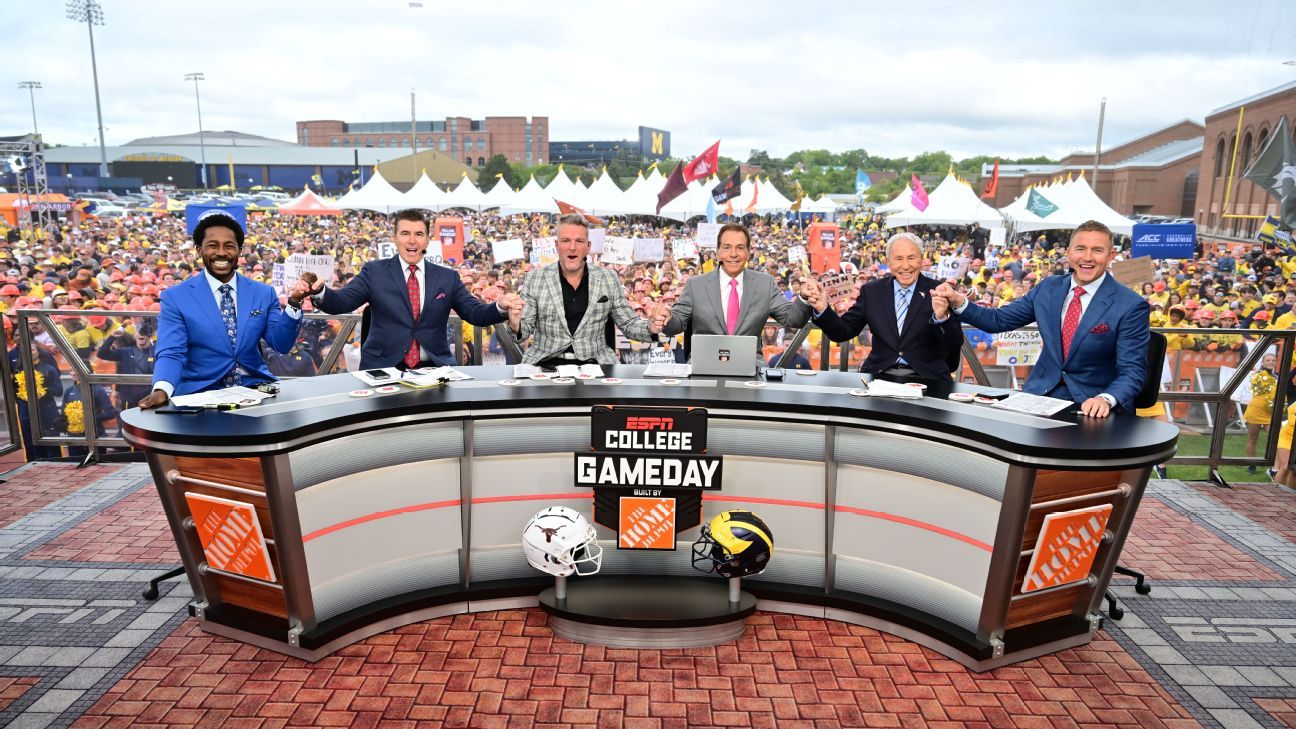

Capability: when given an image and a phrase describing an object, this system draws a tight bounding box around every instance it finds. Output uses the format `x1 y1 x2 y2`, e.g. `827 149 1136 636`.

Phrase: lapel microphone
597 295 609 303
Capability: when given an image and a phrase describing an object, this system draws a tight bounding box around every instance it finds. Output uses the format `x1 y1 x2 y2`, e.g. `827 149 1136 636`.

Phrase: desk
122 366 1178 670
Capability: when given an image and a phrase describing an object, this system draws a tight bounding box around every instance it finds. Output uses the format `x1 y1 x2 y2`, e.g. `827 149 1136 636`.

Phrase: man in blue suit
305 209 521 369
139 212 313 408
933 220 1148 418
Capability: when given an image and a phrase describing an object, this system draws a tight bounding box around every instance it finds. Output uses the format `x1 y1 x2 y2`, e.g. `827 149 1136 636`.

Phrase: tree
480 155 516 189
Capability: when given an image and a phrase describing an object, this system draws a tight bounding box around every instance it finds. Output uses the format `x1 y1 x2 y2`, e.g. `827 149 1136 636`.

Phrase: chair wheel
1109 605 1124 620
142 586 159 600
1135 584 1152 595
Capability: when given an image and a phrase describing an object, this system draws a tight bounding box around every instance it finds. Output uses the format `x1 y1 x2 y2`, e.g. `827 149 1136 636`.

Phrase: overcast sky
5 0 1295 162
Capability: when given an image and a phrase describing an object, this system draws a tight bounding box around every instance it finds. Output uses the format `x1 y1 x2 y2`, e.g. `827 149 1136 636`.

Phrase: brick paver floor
24 483 177 564
0 463 122 528
1191 481 1296 545
72 610 1201 729
1119 497 1285 581
0 678 40 713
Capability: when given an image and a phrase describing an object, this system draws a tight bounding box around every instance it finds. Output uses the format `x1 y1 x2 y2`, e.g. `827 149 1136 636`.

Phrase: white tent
480 178 516 210
755 177 794 214
583 170 629 216
441 176 487 211
500 175 559 216
884 173 1003 228
800 194 839 215
402 172 449 211
1000 175 1135 235
621 172 662 217
658 178 714 221
874 185 914 215
543 167 585 209
335 171 409 215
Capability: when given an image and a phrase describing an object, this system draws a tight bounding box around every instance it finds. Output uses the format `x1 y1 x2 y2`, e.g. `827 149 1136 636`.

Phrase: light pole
184 72 209 189
66 0 109 179
17 81 41 136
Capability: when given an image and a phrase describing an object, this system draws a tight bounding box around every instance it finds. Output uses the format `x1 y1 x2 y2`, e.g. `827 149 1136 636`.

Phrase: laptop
690 335 759 377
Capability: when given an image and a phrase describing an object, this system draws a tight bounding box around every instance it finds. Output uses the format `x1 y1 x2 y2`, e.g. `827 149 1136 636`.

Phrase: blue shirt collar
892 278 916 296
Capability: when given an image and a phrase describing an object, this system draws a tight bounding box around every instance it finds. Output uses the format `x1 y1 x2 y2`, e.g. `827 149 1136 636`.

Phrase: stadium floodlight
17 82 41 136
184 73 209 189
66 0 110 178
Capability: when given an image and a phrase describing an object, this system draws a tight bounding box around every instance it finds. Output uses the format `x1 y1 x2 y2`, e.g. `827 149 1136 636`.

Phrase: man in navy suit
933 220 1149 418
802 232 965 384
139 212 314 408
306 209 522 369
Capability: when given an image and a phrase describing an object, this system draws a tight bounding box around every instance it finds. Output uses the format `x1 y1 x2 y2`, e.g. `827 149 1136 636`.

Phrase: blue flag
705 194 717 223
854 170 871 193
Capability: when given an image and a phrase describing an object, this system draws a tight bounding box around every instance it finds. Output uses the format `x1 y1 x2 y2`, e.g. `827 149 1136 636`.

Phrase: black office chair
1103 331 1165 620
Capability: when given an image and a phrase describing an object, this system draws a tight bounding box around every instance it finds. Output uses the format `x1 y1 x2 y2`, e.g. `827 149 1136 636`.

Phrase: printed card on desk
643 362 691 378
991 392 1073 416
172 386 271 407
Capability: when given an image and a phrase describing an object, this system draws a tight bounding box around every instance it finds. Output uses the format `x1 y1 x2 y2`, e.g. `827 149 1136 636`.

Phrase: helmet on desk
691 510 774 578
522 506 603 577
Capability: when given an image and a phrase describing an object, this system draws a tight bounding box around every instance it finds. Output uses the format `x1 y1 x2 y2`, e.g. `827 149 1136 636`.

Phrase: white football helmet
522 505 603 577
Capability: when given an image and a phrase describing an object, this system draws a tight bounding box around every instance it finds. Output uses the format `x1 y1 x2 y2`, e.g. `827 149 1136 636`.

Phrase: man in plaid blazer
509 214 662 366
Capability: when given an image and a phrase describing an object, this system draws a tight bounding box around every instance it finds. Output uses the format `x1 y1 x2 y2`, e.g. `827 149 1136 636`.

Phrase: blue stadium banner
1130 223 1196 259
638 126 671 160
185 202 248 236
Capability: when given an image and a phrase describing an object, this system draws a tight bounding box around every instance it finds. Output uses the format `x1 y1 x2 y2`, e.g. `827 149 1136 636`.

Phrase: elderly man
653 223 811 341
509 214 662 367
933 220 1149 418
803 231 964 384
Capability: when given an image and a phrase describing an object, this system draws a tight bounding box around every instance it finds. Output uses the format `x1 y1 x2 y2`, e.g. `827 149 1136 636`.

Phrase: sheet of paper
492 238 525 263
352 367 402 386
513 364 543 378
643 362 692 378
991 392 1073 416
862 379 923 399
556 365 582 377
172 386 271 407
579 364 604 377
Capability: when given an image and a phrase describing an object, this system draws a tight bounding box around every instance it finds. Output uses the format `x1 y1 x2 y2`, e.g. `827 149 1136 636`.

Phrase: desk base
539 576 757 648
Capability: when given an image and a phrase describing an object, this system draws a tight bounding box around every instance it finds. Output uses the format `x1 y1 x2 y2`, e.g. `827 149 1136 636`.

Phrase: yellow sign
650 131 664 156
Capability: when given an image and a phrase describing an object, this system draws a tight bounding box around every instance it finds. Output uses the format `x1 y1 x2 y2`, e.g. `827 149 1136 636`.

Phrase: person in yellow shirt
1245 353 1279 475
1163 307 1198 351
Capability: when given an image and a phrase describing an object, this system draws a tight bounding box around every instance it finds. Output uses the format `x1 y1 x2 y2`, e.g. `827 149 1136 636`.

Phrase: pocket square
435 292 447 300
1089 323 1109 334
250 309 264 317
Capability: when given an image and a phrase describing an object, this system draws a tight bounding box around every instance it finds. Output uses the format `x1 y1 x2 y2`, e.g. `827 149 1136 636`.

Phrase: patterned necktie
404 264 421 368
1061 285 1085 359
218 283 238 387
895 287 911 334
726 279 740 335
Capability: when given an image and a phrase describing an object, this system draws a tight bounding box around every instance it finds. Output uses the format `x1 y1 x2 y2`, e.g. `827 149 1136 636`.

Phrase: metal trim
976 464 1035 643
823 424 837 594
147 453 213 605
261 454 318 632
460 420 473 588
170 473 265 499
199 563 285 589
1029 484 1129 511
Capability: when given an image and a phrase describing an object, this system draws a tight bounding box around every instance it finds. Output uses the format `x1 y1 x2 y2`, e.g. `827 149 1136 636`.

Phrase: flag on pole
744 178 760 213
980 159 1000 199
791 181 806 212
711 168 742 204
1027 188 1058 218
683 141 721 182
555 199 605 226
310 173 323 186
1243 116 1296 227
656 162 688 215
911 174 929 212
854 170 871 194
705 195 717 224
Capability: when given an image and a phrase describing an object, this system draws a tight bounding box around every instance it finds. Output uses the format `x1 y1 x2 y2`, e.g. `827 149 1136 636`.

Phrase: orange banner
184 493 276 582
618 496 676 550
1022 504 1112 593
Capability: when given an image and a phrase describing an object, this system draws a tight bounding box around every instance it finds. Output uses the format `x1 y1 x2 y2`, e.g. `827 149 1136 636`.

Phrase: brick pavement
1255 698 1296 728
1120 497 1285 582
72 610 1201 729
1190 481 1296 545
0 677 40 713
0 464 122 529
24 484 176 565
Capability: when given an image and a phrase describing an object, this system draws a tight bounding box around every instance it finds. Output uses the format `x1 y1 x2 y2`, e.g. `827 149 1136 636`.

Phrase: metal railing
6 309 1293 479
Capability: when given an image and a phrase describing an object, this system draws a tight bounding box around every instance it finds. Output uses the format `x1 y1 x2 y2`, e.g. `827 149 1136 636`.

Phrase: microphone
597 295 609 303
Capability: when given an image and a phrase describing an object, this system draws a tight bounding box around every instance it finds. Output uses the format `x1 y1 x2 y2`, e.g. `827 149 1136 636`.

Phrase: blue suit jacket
153 273 302 396
957 273 1150 411
317 256 505 369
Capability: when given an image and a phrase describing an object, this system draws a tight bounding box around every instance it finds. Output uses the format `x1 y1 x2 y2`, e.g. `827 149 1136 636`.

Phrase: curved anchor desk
121 366 1178 671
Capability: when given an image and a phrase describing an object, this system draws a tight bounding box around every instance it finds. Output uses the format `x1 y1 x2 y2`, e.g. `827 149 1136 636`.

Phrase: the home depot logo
618 496 676 550
1021 504 1113 593
184 492 277 583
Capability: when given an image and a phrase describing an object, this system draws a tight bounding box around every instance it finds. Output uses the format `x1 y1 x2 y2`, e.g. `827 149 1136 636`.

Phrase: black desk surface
121 366 1179 465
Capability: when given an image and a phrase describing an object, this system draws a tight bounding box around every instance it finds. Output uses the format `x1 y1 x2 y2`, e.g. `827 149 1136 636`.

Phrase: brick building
1194 79 1296 238
296 116 549 167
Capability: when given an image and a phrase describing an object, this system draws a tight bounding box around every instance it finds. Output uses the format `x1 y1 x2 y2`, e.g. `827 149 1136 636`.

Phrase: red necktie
1061 285 1084 359
726 279 740 335
404 264 421 368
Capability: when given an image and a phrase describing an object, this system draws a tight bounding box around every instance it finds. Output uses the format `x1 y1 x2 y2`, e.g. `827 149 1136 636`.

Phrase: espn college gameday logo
1021 504 1113 593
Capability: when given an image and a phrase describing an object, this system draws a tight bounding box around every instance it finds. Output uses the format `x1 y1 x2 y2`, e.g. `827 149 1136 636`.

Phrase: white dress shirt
720 270 745 324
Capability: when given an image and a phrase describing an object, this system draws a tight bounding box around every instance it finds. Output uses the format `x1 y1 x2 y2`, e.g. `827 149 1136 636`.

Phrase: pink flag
911 174 929 212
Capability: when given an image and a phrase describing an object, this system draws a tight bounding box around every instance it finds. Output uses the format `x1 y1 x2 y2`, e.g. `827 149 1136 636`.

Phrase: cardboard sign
633 237 665 262
601 237 634 265
283 254 335 287
788 245 808 264
695 222 722 249
1110 256 1156 288
270 263 286 296
672 239 699 261
184 492 276 583
492 238 525 263
375 241 397 260
618 496 677 550
1022 504 1113 593
989 228 1006 246
531 237 558 266
589 227 607 254
995 329 1044 366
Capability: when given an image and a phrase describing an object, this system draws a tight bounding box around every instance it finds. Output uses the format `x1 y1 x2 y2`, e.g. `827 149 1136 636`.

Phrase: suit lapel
704 271 725 334
234 274 252 351
880 277 902 343
1065 276 1116 362
420 261 439 320
899 278 928 340
738 270 760 333
574 266 602 336
188 275 231 354
1040 276 1067 361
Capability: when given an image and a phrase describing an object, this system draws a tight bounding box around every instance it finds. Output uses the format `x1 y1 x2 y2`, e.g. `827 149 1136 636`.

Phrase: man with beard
138 212 314 408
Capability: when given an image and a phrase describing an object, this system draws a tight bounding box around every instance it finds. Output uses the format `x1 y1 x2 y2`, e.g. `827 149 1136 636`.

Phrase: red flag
656 162 688 215
911 174 929 212
744 178 760 213
683 140 720 183
980 159 1000 199
555 199 605 226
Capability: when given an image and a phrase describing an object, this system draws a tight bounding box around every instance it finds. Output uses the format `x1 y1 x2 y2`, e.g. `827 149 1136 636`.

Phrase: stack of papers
991 392 1072 416
401 366 473 388
861 380 924 399
172 386 273 407
643 362 692 378
513 364 544 378
557 364 604 378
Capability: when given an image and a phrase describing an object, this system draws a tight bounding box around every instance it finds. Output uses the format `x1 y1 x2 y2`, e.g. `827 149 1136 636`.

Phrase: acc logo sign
651 131 664 156
1134 233 1160 243
1021 504 1112 593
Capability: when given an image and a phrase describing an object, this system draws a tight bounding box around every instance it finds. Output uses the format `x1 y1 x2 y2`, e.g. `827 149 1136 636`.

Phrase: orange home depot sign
1021 504 1113 594
619 496 676 550
184 493 276 582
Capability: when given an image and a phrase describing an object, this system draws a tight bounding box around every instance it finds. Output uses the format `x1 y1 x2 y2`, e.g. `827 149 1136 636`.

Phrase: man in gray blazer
656 223 812 338
509 214 662 366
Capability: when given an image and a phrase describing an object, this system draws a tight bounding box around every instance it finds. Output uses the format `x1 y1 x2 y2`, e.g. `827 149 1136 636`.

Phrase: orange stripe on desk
303 499 461 542
702 494 826 510
833 504 993 552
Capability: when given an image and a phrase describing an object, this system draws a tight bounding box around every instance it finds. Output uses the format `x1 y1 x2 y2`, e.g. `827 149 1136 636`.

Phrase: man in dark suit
306 209 522 369
655 223 811 341
139 212 313 408
933 220 1149 417
803 232 964 384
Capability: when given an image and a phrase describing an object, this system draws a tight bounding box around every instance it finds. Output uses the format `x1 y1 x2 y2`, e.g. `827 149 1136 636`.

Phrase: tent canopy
335 171 408 214
279 187 343 216
884 173 1003 229
1000 174 1135 235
